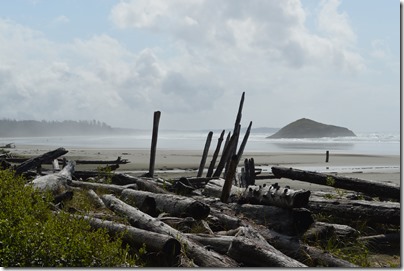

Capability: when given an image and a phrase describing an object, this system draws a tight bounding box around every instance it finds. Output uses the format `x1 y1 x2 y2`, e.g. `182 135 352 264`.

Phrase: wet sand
9 145 400 192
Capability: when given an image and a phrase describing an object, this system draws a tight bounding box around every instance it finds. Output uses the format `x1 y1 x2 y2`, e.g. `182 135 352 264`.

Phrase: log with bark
77 215 181 266
100 194 239 267
308 197 400 225
120 189 210 220
15 147 68 175
240 183 311 209
272 166 400 201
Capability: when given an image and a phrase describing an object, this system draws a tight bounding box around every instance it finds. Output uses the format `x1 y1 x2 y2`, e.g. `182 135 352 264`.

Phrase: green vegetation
0 169 136 267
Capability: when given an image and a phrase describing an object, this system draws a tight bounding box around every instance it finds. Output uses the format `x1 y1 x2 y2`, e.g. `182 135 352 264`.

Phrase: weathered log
250 224 358 267
100 194 239 267
241 183 311 209
15 147 68 175
303 222 359 245
197 131 213 177
308 197 400 225
272 166 400 200
208 208 243 231
227 236 307 267
77 215 181 266
87 189 105 208
185 233 234 254
27 160 75 196
202 178 243 199
158 217 213 234
121 189 210 220
231 203 314 235
112 173 168 194
206 130 225 178
69 180 137 194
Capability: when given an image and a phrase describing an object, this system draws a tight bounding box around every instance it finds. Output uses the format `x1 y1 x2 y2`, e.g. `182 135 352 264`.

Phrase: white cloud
53 15 70 24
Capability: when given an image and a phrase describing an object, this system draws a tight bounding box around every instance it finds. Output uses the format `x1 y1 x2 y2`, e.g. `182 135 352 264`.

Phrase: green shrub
0 169 136 267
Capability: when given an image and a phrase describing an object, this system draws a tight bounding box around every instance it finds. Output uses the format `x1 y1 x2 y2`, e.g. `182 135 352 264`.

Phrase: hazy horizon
0 1 399 133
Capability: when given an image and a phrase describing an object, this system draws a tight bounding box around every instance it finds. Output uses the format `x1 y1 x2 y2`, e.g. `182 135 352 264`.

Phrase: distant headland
267 118 356 139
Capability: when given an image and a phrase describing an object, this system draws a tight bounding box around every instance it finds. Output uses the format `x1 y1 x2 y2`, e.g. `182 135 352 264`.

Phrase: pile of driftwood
1 145 400 267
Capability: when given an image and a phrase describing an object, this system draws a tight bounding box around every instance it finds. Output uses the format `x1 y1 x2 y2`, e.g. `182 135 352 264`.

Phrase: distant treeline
0 119 122 137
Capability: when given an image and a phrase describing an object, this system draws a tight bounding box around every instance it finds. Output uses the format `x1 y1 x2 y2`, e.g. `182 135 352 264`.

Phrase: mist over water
0 131 399 156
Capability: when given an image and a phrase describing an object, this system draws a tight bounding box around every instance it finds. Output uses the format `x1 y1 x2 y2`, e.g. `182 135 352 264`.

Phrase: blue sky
0 0 400 133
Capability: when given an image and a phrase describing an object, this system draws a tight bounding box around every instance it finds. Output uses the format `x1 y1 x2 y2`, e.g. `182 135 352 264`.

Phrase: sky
0 0 400 133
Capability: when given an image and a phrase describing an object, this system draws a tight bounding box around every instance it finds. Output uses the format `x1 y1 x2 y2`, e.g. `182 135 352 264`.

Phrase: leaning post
197 131 213 177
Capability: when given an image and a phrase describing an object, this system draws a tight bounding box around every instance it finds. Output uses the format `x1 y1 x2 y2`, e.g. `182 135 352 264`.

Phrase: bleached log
112 173 168 194
87 189 105 208
100 194 238 267
121 189 210 219
202 178 243 199
69 180 137 194
227 236 307 267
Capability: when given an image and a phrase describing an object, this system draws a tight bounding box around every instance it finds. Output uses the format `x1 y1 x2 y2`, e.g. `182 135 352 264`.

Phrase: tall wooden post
325 150 330 163
197 131 213 177
206 130 225 177
236 121 252 165
148 111 161 177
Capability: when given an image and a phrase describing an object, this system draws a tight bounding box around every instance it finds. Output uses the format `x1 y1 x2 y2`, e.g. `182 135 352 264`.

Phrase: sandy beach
8 145 400 192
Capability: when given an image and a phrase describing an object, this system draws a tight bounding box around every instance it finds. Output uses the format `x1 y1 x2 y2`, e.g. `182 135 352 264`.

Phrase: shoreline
6 145 400 192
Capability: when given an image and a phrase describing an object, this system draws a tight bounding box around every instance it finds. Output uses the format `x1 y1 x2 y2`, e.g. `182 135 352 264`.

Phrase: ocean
0 131 400 156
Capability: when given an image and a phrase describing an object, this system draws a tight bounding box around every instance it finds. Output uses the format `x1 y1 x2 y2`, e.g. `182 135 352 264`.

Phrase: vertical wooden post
221 154 239 203
248 158 255 186
206 130 225 177
148 111 161 177
224 124 240 178
243 158 249 187
197 131 213 177
325 150 329 163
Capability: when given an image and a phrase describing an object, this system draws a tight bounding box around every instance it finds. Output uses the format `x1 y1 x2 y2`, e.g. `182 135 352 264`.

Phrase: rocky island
268 118 356 139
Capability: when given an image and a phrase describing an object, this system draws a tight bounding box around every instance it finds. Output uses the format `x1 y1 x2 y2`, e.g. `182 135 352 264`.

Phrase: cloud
53 15 70 24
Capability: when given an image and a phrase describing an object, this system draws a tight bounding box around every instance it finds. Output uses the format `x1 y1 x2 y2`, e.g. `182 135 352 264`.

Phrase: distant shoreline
7 144 400 192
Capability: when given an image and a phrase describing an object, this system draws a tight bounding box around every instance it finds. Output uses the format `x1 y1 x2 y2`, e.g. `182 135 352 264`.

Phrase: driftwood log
272 166 400 201
112 173 168 194
231 203 314 235
308 197 400 225
15 147 68 175
120 189 210 219
78 215 181 265
100 194 238 267
226 226 307 267
69 180 137 194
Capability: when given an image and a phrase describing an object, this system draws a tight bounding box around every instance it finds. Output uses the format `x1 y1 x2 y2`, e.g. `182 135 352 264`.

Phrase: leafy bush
0 169 136 267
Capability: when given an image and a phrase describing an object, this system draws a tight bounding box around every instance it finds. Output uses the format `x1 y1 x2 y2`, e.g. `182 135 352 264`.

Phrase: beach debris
77 214 182 267
271 166 400 201
28 160 75 196
15 147 68 175
100 194 239 267
121 189 210 220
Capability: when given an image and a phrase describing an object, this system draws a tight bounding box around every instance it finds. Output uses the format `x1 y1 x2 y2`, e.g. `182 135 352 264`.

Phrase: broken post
325 150 329 163
206 130 225 177
221 154 239 203
197 131 213 177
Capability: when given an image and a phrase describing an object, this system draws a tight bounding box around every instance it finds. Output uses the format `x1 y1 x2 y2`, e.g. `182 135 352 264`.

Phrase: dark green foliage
0 169 136 267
